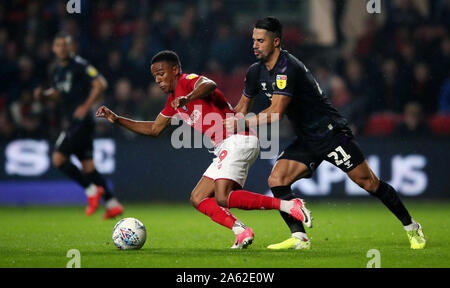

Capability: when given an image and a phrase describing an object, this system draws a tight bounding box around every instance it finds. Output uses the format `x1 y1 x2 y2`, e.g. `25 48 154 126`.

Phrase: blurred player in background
34 33 123 219
228 17 426 250
97 50 312 249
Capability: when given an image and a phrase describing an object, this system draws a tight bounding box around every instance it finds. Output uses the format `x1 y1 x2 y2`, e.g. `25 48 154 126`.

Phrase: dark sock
58 161 90 188
271 186 306 234
85 170 113 201
372 181 412 226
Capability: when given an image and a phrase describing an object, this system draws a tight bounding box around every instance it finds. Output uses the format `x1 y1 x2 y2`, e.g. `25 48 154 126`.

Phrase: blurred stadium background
1 0 449 204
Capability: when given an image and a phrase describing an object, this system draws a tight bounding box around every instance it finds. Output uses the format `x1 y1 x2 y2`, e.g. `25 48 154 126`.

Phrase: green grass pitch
0 201 449 268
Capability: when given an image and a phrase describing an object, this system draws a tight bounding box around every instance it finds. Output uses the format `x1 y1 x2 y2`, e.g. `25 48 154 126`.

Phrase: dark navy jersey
243 50 351 144
52 55 100 120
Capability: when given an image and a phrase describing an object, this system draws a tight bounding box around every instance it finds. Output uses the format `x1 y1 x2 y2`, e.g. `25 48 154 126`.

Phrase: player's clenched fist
171 96 189 109
96 106 118 123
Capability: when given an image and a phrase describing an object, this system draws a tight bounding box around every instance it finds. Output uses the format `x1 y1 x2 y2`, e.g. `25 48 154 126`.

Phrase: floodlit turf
0 201 449 268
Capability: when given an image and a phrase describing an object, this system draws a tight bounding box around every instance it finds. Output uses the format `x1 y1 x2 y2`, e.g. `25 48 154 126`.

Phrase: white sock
279 200 294 214
85 184 97 197
232 220 247 235
404 219 419 231
292 232 309 242
105 198 120 210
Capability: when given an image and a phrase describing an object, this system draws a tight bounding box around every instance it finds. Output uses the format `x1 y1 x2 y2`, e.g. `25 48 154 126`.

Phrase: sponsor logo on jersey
186 74 199 80
185 109 202 125
276 75 287 89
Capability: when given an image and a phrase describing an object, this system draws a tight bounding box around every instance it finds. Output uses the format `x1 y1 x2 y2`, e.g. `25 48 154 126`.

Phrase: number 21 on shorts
327 146 352 168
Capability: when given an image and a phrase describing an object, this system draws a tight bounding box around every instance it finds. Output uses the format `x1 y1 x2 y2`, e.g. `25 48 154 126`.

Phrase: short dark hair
254 17 283 40
151 50 182 69
54 32 73 43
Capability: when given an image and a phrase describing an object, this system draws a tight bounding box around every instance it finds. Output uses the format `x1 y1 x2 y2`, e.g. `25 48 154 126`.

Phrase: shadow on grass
80 247 366 259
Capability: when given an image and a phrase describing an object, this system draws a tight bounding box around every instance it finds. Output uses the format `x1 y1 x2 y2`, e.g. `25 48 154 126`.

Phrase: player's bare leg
268 159 312 187
81 159 123 219
345 160 379 193
52 151 104 216
191 177 251 249
190 176 216 208
52 151 67 167
347 160 426 249
266 159 312 250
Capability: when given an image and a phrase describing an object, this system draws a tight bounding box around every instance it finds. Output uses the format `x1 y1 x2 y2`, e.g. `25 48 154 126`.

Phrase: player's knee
189 196 197 208
268 174 288 188
190 194 202 208
52 153 66 168
214 180 235 207
354 176 379 194
215 193 229 208
365 178 380 194
81 161 95 174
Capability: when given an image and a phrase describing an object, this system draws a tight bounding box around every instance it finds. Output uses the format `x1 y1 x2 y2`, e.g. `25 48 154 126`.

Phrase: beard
255 48 274 63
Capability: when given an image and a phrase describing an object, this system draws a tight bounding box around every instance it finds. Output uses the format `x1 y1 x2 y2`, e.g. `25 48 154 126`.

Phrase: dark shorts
277 132 365 175
54 118 94 160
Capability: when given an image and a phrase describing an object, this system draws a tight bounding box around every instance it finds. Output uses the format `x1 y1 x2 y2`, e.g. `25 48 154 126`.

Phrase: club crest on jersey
86 65 99 77
276 75 287 90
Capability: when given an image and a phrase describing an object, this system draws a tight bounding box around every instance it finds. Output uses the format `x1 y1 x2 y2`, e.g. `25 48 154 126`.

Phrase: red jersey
160 73 248 145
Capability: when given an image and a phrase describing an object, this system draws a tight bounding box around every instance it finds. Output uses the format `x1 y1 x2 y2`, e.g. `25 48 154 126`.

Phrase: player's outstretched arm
74 76 108 119
245 93 291 127
171 76 217 109
225 94 290 133
233 94 255 115
96 106 171 137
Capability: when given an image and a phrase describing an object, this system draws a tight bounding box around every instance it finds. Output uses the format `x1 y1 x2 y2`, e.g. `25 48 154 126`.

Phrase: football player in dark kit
34 33 123 219
227 17 426 250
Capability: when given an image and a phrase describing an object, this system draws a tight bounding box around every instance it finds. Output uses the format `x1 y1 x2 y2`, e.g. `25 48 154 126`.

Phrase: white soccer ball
112 217 147 250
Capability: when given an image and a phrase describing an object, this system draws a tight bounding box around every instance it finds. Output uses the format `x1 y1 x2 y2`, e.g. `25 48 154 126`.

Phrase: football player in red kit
96 50 312 249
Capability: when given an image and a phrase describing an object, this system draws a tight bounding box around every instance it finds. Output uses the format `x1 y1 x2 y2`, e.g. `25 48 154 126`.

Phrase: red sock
228 190 281 210
197 197 237 230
